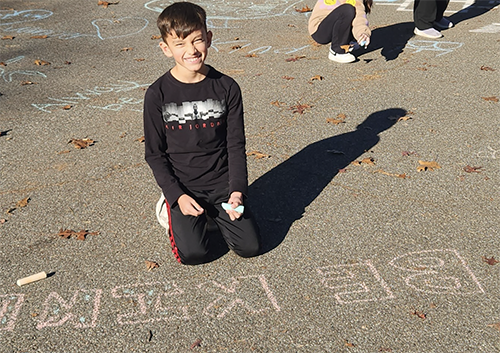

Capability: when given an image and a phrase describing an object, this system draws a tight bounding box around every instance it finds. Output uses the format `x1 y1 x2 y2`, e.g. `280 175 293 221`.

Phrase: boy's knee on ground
178 246 210 265
232 239 260 258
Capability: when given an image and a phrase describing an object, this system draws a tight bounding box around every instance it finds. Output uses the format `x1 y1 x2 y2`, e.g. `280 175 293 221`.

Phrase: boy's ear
159 41 173 58
206 30 213 48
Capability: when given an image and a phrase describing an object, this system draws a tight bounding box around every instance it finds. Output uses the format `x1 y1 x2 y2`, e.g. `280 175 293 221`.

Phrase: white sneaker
156 194 169 231
414 27 442 39
434 17 453 29
328 48 355 63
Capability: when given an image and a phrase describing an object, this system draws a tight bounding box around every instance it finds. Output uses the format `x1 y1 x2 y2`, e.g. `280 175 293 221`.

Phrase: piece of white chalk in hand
17 271 47 286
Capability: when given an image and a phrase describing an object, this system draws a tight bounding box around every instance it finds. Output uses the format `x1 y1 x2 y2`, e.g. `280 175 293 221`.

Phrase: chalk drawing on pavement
0 56 47 83
405 40 463 56
91 17 149 40
0 294 25 331
111 282 189 325
389 249 484 295
317 260 395 304
470 23 500 33
0 9 52 25
145 0 304 20
477 145 500 159
32 80 149 113
36 289 102 330
211 38 310 55
198 275 281 318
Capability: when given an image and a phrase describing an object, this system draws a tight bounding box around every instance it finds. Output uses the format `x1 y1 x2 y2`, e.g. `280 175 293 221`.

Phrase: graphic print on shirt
162 99 226 125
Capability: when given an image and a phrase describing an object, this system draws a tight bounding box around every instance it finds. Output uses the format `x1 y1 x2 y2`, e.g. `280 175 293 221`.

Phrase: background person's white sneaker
328 48 355 63
434 17 453 29
414 27 442 39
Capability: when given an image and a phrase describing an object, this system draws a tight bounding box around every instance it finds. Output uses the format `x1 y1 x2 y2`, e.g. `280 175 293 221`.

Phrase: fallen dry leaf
338 168 348 173
344 340 356 347
282 76 295 80
401 151 417 157
326 113 346 125
0 62 6 66
151 35 161 40
145 260 159 271
98 0 119 8
482 96 499 102
121 47 133 51
62 105 72 110
135 58 145 62
270 100 284 107
120 132 127 138
16 197 30 208
374 169 408 179
57 229 99 240
57 229 74 239
340 44 351 53
21 81 36 85
482 256 499 265
417 160 441 172
245 53 258 58
285 55 305 62
295 5 312 13
351 157 375 166
135 136 145 143
0 219 6 224
1 35 15 40
311 75 324 81
69 138 95 149
379 348 392 352
57 150 71 154
488 323 500 332
34 59 50 66
231 45 242 50
190 338 202 349
289 102 312 114
247 151 270 159
412 310 426 319
464 165 482 173
480 66 495 71
5 208 16 214
31 35 48 39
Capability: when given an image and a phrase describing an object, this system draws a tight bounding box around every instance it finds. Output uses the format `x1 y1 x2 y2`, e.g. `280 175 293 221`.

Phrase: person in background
308 0 372 64
413 0 453 39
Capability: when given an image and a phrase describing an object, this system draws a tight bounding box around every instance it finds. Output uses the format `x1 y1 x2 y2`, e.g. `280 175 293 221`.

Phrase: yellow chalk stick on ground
16 271 47 286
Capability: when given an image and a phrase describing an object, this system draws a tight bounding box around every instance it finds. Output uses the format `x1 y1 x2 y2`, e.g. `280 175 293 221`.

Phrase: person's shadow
448 0 499 25
248 108 407 253
359 22 415 61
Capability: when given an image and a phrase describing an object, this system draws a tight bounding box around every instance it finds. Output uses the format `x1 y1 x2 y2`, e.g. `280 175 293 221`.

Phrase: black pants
166 188 260 265
311 4 355 54
414 0 450 30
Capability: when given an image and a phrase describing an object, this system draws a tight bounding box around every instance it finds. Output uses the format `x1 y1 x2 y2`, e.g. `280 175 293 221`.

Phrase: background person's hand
359 33 370 48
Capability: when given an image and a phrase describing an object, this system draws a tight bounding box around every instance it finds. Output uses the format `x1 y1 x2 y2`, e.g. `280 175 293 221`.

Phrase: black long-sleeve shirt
143 66 248 205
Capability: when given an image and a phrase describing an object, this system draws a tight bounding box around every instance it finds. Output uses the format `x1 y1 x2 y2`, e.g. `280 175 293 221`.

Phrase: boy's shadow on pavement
248 108 407 254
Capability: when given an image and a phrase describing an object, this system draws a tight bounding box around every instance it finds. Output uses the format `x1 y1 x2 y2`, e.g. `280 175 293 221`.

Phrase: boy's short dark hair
157 2 207 41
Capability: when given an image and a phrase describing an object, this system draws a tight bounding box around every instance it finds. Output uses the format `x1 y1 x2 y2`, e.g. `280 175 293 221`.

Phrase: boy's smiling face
160 28 212 83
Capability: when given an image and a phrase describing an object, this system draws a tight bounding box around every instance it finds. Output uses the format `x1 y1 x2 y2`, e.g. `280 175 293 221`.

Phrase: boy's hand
178 194 204 217
226 191 244 221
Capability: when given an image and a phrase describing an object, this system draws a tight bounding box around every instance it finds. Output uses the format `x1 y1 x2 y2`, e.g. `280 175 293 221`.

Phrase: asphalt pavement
1 0 500 352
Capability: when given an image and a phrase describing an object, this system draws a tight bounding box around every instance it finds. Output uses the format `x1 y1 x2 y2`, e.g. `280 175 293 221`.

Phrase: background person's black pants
414 0 450 30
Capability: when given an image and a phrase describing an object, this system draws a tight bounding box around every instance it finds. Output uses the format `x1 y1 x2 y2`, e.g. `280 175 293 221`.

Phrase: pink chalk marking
198 275 281 318
317 260 395 304
111 281 189 325
0 294 25 331
388 249 485 295
36 289 102 330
